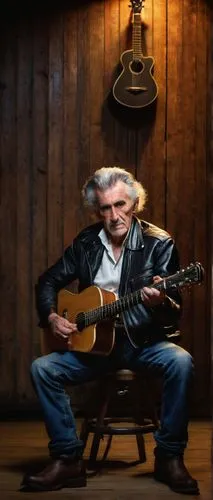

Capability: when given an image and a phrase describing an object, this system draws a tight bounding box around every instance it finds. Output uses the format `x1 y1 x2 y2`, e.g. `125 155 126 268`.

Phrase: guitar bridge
125 86 147 94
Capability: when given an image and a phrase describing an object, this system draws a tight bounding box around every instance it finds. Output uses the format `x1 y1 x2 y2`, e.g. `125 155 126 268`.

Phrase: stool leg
136 434 146 463
79 418 90 453
89 430 102 465
88 376 113 467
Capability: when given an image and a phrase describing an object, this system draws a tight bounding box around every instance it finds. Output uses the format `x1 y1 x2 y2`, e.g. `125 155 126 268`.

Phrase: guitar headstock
177 262 204 287
129 0 143 14
155 262 204 294
163 262 204 292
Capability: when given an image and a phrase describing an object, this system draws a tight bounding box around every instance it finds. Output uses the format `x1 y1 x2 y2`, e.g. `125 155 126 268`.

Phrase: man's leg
21 350 109 491
130 340 199 495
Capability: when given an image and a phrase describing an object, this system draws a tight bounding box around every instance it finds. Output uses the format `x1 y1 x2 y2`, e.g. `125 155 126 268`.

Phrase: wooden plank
210 1 213 431
105 0 120 90
63 7 79 245
166 0 184 243
47 12 64 265
31 15 49 356
142 0 153 56
89 1 105 175
190 0 210 414
102 0 120 165
0 21 17 402
16 18 34 401
166 0 191 357
76 3 91 230
178 0 197 262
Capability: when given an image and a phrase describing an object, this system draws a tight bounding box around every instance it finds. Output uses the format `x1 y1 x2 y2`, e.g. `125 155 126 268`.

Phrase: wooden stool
80 369 159 468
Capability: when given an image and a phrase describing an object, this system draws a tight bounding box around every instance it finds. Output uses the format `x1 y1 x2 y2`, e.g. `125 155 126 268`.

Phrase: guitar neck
78 278 171 329
133 13 143 59
75 262 203 331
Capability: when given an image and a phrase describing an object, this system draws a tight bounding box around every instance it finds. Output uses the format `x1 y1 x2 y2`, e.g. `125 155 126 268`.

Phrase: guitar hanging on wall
113 0 158 109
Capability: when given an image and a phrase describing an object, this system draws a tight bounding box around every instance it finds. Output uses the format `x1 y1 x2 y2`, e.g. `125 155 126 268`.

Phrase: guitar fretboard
133 13 143 59
83 289 142 328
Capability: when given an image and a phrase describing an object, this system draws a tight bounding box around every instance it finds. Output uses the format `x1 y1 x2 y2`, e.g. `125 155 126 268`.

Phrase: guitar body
41 286 117 356
113 50 158 108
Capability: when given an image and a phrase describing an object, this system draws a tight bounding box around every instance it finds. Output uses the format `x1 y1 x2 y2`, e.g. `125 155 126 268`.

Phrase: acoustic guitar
41 262 204 356
113 0 158 108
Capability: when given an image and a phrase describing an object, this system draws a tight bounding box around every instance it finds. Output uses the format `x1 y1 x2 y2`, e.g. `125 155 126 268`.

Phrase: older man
21 166 199 495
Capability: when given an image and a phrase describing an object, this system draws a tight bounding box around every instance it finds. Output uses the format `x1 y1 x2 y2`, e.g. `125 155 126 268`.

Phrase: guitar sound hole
130 59 144 74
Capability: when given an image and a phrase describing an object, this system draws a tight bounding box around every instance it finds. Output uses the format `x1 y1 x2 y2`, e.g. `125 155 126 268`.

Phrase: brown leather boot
20 458 87 491
154 448 199 495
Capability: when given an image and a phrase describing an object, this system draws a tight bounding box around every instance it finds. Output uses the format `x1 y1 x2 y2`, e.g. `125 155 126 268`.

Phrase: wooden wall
0 0 212 416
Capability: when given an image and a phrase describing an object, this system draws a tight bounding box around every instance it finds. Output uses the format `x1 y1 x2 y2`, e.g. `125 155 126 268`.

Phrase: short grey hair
82 166 147 213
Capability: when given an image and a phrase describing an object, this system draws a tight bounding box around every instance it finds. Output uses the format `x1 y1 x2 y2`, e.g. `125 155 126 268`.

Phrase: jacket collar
125 216 145 250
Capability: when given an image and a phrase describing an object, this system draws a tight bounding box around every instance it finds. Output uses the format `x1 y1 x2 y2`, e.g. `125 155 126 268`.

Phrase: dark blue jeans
31 333 194 459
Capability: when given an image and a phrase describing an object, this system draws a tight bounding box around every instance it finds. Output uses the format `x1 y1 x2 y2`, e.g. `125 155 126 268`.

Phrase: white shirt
93 229 125 296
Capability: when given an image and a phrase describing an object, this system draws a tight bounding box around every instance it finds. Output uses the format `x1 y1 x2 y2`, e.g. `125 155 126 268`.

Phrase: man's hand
48 312 77 342
141 275 165 307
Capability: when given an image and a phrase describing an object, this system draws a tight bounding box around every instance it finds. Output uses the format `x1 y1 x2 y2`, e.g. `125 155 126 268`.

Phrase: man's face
95 181 136 244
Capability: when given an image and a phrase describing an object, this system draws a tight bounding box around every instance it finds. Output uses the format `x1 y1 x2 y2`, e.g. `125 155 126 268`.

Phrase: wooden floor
0 419 211 499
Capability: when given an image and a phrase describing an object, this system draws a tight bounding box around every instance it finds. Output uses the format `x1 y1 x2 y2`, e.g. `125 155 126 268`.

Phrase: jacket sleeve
35 242 79 328
122 237 182 341
146 237 182 326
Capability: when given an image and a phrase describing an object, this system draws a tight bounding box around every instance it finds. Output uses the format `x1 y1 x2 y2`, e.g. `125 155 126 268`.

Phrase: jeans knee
31 356 49 382
172 348 194 380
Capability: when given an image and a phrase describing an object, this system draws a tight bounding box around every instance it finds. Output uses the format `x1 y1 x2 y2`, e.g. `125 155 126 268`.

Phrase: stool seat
80 369 159 469
114 369 136 381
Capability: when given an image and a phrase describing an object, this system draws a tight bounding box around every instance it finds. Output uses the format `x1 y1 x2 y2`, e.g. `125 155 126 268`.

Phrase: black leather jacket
35 217 182 347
